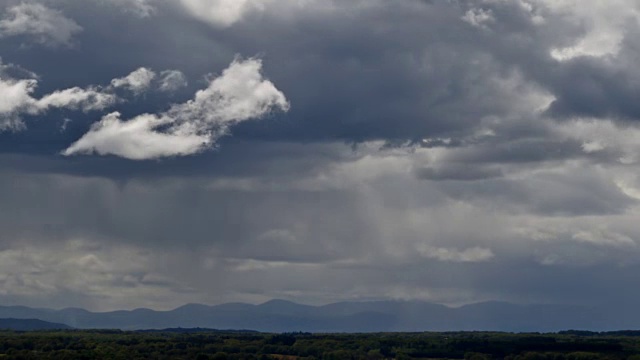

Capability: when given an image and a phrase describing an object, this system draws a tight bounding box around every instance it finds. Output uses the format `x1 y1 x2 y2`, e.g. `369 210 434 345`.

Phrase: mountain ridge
0 300 635 332
0 318 72 331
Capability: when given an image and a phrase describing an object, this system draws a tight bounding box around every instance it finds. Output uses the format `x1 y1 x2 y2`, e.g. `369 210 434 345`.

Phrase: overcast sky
1 0 640 311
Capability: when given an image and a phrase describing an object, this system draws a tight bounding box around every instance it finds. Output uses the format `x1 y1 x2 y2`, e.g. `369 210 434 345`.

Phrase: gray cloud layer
0 0 639 311
0 3 82 47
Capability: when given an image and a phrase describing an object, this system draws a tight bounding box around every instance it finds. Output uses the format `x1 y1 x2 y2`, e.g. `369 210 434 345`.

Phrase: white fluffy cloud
0 77 36 130
0 58 238 133
36 87 116 112
63 57 289 159
110 67 157 94
0 3 82 47
0 77 116 131
62 111 210 160
0 60 191 131
168 58 289 124
0 59 120 131
111 68 188 94
158 70 188 92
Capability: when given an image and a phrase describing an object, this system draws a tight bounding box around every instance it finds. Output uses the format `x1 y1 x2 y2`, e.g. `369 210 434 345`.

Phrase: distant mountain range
0 300 637 332
0 318 72 331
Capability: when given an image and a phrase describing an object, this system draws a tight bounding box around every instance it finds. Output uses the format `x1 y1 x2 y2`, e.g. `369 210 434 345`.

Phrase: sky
1 0 640 311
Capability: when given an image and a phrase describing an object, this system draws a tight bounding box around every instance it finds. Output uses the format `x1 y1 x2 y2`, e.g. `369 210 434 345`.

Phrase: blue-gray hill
0 318 72 331
0 300 634 332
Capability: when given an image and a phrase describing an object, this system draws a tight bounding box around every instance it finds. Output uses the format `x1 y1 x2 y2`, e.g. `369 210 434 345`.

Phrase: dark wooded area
2 330 640 359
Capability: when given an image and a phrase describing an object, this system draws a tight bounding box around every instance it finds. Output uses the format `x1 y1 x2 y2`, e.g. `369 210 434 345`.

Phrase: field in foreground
1 330 640 359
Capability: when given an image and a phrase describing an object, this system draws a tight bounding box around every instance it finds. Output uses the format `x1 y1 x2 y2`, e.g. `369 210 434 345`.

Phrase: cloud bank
1 0 640 311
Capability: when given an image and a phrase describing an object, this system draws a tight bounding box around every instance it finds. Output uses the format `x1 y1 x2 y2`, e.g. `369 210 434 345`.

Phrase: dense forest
1 330 640 359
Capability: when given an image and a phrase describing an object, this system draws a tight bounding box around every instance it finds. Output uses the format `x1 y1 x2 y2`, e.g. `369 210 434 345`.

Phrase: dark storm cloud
1 0 640 311
546 53 640 121
0 0 585 174
0 0 571 155
0 0 621 164
1 0 635 155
